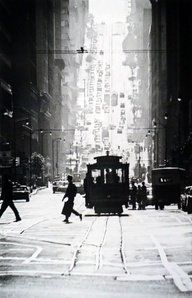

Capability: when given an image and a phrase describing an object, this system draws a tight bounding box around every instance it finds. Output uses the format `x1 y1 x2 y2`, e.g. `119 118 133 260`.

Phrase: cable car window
105 168 121 184
159 177 172 183
92 169 102 184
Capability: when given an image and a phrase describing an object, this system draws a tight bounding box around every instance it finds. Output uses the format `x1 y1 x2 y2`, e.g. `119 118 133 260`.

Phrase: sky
89 0 129 24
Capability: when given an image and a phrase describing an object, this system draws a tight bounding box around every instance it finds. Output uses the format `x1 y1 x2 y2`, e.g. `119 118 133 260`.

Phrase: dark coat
1 179 13 202
61 182 77 217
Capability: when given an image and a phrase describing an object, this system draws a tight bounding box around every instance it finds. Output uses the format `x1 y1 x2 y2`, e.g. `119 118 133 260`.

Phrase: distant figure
114 172 120 183
141 181 147 210
137 185 143 210
130 181 137 210
0 175 21 222
61 175 82 223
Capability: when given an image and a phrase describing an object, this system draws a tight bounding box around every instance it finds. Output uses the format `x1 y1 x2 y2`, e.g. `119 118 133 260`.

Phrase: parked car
52 180 68 193
12 185 30 202
181 186 192 213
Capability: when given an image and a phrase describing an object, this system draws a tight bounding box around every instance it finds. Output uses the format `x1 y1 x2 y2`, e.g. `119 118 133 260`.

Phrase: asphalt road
0 187 192 297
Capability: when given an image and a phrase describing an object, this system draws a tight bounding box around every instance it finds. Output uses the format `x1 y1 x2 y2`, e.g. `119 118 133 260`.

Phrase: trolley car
84 152 129 214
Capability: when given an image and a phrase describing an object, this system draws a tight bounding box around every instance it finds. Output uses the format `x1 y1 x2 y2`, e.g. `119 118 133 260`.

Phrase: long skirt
61 200 74 217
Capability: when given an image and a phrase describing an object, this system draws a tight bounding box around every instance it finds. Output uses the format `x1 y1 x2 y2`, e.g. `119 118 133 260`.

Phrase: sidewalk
0 187 47 237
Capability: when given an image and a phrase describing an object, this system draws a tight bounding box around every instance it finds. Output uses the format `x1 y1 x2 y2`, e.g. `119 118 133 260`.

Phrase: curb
30 186 47 196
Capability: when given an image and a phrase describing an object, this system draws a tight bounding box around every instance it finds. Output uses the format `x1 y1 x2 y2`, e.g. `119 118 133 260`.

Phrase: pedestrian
137 185 143 210
61 175 82 223
130 181 137 210
141 181 147 210
0 175 21 222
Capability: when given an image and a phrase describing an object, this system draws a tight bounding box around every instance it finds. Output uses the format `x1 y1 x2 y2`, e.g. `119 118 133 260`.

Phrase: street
0 187 192 297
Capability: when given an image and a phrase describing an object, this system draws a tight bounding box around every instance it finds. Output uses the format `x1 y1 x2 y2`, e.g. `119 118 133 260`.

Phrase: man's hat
67 175 73 181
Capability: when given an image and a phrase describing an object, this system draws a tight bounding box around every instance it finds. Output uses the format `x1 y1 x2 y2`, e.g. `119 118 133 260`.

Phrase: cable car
84 152 129 214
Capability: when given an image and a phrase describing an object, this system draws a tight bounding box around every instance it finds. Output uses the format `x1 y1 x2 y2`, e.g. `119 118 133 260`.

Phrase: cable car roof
94 155 122 164
152 167 186 172
87 153 129 170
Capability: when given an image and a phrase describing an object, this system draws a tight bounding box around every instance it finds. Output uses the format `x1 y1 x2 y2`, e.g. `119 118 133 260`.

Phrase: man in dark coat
141 181 147 210
62 175 82 223
0 175 21 222
130 181 137 210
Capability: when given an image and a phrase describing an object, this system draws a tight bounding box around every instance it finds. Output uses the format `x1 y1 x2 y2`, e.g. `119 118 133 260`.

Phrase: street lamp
152 117 167 166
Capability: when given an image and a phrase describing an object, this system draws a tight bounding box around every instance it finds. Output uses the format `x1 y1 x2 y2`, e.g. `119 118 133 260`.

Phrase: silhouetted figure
96 176 102 184
61 175 82 223
106 169 113 183
130 181 137 210
114 172 120 183
141 181 147 210
0 175 21 222
83 173 93 207
137 185 143 210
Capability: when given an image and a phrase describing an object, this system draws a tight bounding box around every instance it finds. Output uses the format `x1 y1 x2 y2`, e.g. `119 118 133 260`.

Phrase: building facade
0 0 88 183
150 0 192 183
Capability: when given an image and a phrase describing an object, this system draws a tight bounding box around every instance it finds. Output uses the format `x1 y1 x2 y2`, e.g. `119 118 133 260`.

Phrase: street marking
170 263 192 291
151 235 192 292
20 218 48 234
4 248 33 251
0 241 42 265
13 236 71 246
0 257 26 261
23 245 42 264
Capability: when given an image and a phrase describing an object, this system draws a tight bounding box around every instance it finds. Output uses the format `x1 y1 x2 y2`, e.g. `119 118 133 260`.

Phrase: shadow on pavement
84 214 129 217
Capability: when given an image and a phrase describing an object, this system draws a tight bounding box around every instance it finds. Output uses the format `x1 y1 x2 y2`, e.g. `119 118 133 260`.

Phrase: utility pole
75 142 78 172
70 143 72 174
83 79 86 126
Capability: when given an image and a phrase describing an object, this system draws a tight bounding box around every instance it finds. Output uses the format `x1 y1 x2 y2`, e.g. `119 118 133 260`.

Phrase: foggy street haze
1 1 192 297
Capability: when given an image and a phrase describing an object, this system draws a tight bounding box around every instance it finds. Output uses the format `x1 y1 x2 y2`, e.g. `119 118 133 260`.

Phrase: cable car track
118 216 130 275
64 215 131 276
65 216 111 275
95 217 109 270
65 217 98 275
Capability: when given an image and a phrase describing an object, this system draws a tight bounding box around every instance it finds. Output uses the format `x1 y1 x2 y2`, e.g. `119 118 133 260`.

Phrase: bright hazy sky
89 0 129 24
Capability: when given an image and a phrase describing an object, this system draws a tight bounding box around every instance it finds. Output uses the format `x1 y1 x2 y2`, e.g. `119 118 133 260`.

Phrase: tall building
0 0 89 183
59 0 89 175
0 0 13 149
150 0 192 182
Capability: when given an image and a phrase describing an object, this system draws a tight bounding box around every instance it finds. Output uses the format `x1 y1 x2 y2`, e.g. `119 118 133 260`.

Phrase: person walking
84 173 94 208
130 181 137 210
141 181 147 210
137 185 143 210
0 175 21 222
61 175 82 223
